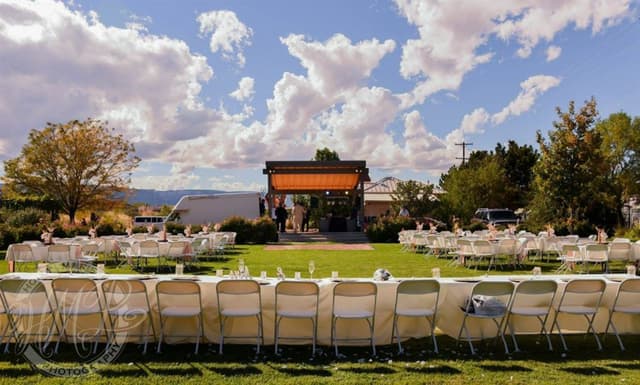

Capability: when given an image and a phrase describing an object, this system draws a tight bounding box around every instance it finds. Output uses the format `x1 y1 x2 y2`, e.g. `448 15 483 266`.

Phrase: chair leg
585 314 602 350
392 314 403 353
607 316 625 351
552 316 568 351
427 317 438 354
274 316 280 354
157 316 165 353
219 318 225 355
332 317 339 356
507 317 521 352
367 318 376 356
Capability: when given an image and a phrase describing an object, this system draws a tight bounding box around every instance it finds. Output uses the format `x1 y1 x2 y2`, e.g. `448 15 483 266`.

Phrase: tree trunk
68 208 76 224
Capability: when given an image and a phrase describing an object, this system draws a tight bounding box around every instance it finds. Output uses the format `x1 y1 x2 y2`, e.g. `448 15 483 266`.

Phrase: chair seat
108 308 149 317
510 306 550 316
58 305 101 315
277 310 316 318
613 305 640 314
334 310 374 319
221 309 260 317
396 308 435 317
558 305 598 315
161 306 201 317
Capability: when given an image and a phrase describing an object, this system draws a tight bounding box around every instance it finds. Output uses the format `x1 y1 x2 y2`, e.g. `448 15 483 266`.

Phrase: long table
0 273 638 346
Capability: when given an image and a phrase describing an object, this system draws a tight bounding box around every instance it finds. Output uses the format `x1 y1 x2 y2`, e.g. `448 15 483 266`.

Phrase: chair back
81 243 100 256
466 281 514 316
611 278 640 310
156 280 202 312
472 240 494 255
47 244 71 263
511 280 557 309
275 281 319 316
9 244 35 261
456 239 475 256
138 240 159 256
496 238 518 255
608 242 631 262
558 279 606 311
560 244 581 260
584 243 608 262
394 279 439 314
102 279 151 314
167 241 190 258
217 280 261 313
332 281 377 316
51 278 102 314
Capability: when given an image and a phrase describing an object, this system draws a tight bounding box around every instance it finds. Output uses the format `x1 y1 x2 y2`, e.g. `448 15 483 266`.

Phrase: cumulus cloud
0 0 214 160
229 76 255 101
546 45 562 62
491 75 561 125
197 10 252 67
446 108 490 145
394 0 631 107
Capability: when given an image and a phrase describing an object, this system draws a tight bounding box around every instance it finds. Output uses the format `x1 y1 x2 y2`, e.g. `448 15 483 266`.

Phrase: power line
455 142 473 165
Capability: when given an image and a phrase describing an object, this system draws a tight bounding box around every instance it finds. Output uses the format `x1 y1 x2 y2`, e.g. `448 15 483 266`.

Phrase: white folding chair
506 280 557 351
7 244 36 271
583 244 609 273
165 241 191 270
331 281 377 356
472 240 496 271
51 278 107 354
452 239 475 266
495 238 520 268
457 281 514 355
605 278 640 351
217 280 263 354
608 242 631 266
274 281 319 356
0 279 60 352
102 279 156 354
156 280 203 354
392 279 440 354
552 279 606 351
556 244 581 273
137 239 160 272
47 244 72 272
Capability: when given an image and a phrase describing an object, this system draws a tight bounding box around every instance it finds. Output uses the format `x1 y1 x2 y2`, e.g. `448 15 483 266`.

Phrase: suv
474 208 519 225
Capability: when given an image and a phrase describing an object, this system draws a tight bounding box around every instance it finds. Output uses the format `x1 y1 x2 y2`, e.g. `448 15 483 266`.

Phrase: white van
133 216 166 229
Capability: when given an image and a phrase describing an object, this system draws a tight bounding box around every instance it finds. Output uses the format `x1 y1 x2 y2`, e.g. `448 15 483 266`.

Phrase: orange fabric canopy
264 161 369 193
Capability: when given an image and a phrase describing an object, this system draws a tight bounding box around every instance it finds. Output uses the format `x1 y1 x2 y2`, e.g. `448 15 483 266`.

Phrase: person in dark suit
302 206 311 232
275 203 287 233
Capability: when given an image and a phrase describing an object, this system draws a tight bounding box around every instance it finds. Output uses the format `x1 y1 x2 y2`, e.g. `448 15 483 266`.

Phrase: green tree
2 118 140 224
439 157 511 222
529 98 613 232
596 112 640 225
390 180 438 218
312 147 340 161
494 140 539 208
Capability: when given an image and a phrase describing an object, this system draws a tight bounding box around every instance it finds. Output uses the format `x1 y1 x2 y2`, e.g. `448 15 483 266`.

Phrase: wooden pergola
263 160 370 231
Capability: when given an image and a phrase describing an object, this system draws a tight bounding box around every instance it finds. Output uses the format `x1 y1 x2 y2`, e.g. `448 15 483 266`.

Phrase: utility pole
455 142 473 165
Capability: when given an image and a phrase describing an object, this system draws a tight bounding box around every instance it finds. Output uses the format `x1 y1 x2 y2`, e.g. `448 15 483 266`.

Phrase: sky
1 0 639 193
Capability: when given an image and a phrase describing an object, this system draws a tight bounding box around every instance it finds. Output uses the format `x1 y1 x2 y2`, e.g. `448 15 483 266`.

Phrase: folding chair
7 244 36 272
47 244 72 272
457 281 514 354
156 280 203 354
505 280 557 351
51 278 107 354
552 279 606 351
583 244 609 273
605 278 640 351
137 240 161 272
452 239 475 267
274 280 319 356
102 279 156 354
472 240 496 271
557 244 581 274
331 281 377 356
495 238 520 268
217 280 263 354
0 279 60 352
392 279 440 354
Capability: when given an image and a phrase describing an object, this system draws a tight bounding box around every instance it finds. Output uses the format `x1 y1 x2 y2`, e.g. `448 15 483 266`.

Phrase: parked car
473 208 519 225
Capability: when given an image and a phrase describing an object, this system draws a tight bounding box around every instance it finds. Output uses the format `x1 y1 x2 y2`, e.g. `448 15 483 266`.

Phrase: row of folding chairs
458 278 640 355
10 243 99 272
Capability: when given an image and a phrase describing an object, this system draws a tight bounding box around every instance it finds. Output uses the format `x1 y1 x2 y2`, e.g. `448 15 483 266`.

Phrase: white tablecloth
0 273 637 346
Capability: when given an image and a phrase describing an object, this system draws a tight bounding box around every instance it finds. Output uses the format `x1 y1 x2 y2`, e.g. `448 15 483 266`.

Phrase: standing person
259 198 266 217
399 206 410 217
302 206 311 232
275 203 287 233
292 202 304 233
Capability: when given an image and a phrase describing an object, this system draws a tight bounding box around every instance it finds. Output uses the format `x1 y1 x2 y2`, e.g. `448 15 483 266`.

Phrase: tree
529 98 613 232
596 112 640 225
2 119 140 224
494 140 539 208
390 180 438 218
312 147 340 161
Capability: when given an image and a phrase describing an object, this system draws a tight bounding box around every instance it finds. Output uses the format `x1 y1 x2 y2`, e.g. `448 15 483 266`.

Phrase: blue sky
1 0 639 192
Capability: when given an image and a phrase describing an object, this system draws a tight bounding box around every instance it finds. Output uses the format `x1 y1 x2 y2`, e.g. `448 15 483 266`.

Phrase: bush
4 207 48 227
366 216 415 243
164 222 186 235
219 216 278 244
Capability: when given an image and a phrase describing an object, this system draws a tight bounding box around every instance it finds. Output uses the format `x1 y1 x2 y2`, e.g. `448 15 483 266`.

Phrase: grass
0 244 638 384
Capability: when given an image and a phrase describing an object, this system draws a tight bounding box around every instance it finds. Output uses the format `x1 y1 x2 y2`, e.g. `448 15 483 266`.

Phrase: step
278 231 369 244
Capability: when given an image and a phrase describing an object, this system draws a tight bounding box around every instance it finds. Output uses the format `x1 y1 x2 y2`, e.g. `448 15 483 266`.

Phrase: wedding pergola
262 160 370 231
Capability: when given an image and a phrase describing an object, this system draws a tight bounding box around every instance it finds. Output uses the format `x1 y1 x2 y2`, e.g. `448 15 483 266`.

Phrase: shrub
366 216 415 243
4 207 48 227
252 216 278 244
219 216 278 244
164 222 186 235
220 216 255 244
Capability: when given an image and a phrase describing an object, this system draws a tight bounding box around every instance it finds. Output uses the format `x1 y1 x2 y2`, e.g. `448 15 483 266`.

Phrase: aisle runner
264 244 374 251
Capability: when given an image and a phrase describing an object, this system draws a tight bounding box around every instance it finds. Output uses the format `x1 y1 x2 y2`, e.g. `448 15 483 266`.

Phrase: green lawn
0 244 638 384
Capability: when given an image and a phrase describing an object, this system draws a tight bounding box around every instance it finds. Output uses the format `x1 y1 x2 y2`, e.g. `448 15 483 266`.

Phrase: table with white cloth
0 273 638 346
5 243 82 262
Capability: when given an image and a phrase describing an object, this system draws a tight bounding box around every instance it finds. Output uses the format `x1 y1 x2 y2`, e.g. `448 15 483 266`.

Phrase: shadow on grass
206 365 262 376
148 363 203 376
608 363 640 370
0 367 39 377
342 366 396 374
276 367 332 377
478 364 532 372
96 363 149 378
405 365 461 375
560 367 620 376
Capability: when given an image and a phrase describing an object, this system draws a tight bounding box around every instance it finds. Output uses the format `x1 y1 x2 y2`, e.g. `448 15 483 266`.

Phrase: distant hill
124 189 228 206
